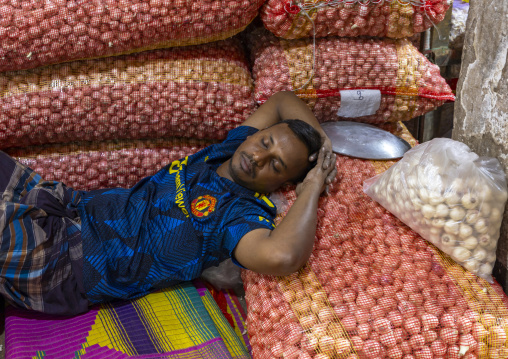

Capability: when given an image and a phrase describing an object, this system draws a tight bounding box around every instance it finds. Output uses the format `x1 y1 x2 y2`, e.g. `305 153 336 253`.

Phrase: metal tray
321 121 412 160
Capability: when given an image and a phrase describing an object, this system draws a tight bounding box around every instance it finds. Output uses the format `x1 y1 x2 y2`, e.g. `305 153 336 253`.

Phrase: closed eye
272 160 281 173
261 138 268 148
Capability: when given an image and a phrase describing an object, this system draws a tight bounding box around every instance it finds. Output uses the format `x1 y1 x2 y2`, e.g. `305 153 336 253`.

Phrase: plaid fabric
0 151 88 315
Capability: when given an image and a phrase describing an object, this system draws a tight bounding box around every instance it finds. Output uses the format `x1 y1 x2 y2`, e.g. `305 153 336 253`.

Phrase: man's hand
297 146 337 197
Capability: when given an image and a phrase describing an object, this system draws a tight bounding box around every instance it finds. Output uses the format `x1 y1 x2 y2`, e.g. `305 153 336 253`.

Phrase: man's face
228 124 310 193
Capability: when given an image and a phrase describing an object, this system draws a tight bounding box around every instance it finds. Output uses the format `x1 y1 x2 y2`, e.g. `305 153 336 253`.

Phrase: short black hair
270 119 323 183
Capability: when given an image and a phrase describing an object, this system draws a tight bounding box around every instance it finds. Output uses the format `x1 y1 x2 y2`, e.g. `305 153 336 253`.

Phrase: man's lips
240 153 253 176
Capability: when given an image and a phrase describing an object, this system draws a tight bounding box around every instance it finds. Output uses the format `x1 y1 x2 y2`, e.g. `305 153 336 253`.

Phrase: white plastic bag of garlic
364 138 508 282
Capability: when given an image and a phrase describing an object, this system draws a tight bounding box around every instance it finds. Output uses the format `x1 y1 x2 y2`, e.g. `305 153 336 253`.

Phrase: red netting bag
7 138 210 191
0 38 255 150
242 123 508 359
249 29 455 125
0 0 265 73
260 0 451 40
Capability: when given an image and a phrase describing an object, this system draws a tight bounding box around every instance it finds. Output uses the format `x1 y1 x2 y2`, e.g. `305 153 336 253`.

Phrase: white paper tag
336 89 381 118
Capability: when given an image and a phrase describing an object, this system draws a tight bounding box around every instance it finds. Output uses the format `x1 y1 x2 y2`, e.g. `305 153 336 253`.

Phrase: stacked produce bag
240 1 508 358
260 0 450 39
249 30 454 124
242 125 508 359
2 1 264 188
0 0 264 72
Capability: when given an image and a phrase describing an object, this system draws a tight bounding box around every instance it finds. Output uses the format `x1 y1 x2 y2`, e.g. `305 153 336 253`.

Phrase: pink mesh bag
8 138 210 191
250 30 455 125
261 0 451 40
0 38 255 149
0 0 265 73
242 123 508 359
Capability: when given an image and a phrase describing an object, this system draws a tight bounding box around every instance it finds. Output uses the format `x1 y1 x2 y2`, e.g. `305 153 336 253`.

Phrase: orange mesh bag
250 30 455 125
260 0 451 39
0 0 265 73
242 123 508 359
0 38 255 149
7 138 210 191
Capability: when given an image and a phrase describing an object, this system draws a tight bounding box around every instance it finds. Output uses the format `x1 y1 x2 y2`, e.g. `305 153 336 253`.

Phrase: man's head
227 120 323 193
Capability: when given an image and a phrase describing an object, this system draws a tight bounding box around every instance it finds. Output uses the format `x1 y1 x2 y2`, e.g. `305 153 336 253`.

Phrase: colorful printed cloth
0 151 88 315
194 280 251 355
5 281 251 359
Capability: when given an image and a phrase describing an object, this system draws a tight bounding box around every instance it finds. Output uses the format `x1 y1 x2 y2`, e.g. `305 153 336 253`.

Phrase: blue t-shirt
78 126 277 303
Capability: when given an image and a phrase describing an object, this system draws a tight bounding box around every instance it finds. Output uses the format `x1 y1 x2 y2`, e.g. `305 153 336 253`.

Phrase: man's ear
308 152 318 162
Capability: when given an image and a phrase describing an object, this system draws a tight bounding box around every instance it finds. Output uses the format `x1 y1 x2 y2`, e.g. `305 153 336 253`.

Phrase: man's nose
252 150 269 167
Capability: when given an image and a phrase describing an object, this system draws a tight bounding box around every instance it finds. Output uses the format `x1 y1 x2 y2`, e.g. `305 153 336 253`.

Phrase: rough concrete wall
453 1 508 288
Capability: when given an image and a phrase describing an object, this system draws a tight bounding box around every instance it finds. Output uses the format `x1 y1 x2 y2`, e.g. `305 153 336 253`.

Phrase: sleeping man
0 91 337 315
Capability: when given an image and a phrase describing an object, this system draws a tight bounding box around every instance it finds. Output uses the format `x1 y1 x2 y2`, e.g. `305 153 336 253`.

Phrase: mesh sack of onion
242 123 508 359
260 0 451 40
0 38 255 150
7 137 211 191
249 29 455 125
0 0 265 73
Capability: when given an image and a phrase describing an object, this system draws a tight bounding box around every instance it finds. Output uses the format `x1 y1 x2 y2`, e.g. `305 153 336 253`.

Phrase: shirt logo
191 195 217 218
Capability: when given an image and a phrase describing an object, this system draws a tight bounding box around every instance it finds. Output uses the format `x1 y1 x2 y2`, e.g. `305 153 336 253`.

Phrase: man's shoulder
190 126 259 164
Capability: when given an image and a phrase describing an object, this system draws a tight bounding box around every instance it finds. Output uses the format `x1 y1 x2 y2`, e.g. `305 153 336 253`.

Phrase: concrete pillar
452 1 508 289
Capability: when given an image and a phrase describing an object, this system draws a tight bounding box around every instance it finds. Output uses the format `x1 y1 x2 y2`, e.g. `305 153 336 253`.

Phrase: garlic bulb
421 204 436 219
429 226 442 236
429 192 444 206
474 218 489 234
490 207 502 222
452 247 471 262
479 202 491 217
463 259 480 273
472 247 487 262
458 224 473 239
465 209 480 224
432 218 446 228
444 192 461 206
478 263 494 277
449 207 466 221
478 234 491 248
461 193 479 209
444 221 460 235
441 233 456 247
419 188 430 203
461 236 478 250
435 203 449 217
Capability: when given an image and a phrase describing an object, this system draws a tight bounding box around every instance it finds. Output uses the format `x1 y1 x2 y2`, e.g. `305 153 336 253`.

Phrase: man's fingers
326 167 337 184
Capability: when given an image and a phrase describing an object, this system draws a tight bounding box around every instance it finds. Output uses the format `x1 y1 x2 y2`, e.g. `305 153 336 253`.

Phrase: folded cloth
194 280 251 358
5 281 250 359
0 151 88 315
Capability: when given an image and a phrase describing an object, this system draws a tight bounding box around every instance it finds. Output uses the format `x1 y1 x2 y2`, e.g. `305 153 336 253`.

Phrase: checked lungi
0 151 89 315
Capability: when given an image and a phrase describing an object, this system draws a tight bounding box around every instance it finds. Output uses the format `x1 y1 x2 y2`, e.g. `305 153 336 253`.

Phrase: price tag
336 89 381 118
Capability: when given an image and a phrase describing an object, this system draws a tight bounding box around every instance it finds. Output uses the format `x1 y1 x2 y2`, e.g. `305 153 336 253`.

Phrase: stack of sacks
243 2 468 359
249 30 455 124
7 138 210 191
1 1 263 190
242 124 508 359
260 0 451 39
0 39 255 148
0 0 265 72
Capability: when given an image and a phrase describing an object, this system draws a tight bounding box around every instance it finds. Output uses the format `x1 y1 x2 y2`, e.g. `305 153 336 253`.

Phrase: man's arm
243 91 326 139
233 147 336 276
